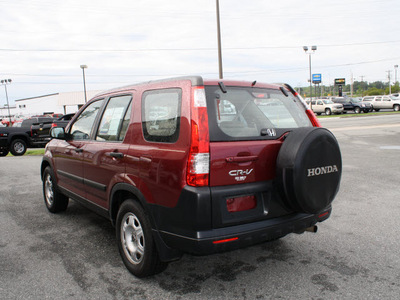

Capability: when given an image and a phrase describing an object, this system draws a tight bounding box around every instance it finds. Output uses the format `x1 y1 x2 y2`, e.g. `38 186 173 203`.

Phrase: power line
1 40 400 53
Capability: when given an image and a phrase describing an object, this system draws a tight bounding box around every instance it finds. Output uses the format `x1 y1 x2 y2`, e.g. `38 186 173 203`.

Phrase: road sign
312 74 322 84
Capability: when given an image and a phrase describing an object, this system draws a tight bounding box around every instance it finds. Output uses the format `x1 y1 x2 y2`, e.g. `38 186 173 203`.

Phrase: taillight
187 86 210 187
306 109 322 127
51 123 57 128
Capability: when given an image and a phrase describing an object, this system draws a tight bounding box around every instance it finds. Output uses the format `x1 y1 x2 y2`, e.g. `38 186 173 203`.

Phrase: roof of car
94 76 281 98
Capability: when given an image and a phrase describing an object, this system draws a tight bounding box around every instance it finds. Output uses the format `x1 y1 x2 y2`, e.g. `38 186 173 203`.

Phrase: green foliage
367 87 384 95
298 80 399 97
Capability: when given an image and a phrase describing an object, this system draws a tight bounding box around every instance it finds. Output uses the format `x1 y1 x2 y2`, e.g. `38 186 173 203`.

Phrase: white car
362 95 400 112
309 99 344 115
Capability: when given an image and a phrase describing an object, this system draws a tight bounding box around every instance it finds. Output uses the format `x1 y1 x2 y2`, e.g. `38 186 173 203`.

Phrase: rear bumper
149 184 332 258
158 212 321 255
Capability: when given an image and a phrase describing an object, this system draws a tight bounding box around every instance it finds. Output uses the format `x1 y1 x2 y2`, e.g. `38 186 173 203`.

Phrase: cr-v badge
229 169 253 181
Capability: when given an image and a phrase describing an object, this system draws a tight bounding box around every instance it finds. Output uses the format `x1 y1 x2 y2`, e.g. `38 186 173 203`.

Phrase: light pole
80 65 88 103
395 65 398 85
216 0 223 79
1 79 12 125
303 46 317 107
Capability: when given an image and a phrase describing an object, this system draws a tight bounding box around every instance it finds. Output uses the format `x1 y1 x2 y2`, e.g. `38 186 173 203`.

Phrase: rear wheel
116 199 166 277
10 139 27 156
325 108 332 115
374 108 380 112
43 167 69 213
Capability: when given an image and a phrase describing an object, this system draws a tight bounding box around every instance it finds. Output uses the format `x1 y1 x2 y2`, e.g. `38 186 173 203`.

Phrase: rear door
82 94 133 209
205 85 312 187
205 85 312 226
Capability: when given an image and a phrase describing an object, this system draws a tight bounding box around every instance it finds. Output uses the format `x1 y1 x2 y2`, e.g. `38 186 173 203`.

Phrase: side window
383 97 390 102
70 99 104 140
317 100 323 105
96 95 132 142
375 97 382 101
142 88 182 143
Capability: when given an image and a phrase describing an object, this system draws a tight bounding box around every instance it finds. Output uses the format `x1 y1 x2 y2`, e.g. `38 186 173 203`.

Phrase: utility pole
387 70 392 94
216 0 223 79
360 75 365 96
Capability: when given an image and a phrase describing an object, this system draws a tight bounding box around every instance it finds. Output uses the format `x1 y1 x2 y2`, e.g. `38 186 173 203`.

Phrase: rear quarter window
205 86 311 142
142 88 182 143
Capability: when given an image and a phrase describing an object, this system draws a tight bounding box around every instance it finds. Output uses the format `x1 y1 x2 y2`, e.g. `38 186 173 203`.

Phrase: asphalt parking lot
1 114 400 299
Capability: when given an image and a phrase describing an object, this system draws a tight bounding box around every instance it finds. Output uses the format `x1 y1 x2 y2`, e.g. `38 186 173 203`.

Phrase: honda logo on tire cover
307 165 339 177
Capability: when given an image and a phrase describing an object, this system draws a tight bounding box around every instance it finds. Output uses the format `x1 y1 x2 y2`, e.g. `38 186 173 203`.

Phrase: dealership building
0 90 101 118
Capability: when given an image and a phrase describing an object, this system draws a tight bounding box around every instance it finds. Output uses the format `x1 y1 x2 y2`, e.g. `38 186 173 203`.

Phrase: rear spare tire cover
276 127 342 214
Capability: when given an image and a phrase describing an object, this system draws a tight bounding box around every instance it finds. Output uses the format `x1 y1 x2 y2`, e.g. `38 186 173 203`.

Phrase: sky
1 0 400 105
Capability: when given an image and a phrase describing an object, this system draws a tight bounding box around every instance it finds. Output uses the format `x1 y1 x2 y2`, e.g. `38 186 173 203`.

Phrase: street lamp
395 65 398 85
80 65 88 103
303 46 317 107
1 79 12 125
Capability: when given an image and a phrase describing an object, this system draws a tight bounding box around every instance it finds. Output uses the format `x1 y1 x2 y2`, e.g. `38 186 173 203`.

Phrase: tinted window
142 89 181 143
96 95 132 142
205 86 311 141
70 99 104 140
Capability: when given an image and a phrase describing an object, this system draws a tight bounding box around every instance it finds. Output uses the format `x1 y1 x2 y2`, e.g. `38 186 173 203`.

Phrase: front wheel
43 167 69 213
394 104 400 112
325 108 332 116
10 139 27 156
116 200 166 277
374 108 380 112
354 107 361 114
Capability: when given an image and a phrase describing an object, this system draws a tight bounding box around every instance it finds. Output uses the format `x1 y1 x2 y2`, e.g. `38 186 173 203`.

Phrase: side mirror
50 127 66 139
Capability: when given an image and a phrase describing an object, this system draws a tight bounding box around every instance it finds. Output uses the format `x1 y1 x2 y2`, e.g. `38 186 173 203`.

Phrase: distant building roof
15 93 59 102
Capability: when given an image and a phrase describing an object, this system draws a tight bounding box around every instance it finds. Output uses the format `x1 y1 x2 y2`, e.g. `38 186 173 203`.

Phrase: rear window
205 85 311 141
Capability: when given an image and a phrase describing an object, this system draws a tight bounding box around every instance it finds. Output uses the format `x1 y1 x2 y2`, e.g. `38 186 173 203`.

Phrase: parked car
362 95 400 112
0 117 55 156
41 76 342 277
331 97 372 113
50 113 75 129
309 99 344 115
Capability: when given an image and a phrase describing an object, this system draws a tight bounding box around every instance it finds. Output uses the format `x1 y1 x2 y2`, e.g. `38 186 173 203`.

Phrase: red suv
41 76 341 277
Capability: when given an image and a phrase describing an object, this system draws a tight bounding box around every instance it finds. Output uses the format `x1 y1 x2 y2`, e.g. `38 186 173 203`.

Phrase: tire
354 107 361 114
374 108 380 112
43 166 69 213
394 104 400 112
10 139 27 156
276 127 342 214
0 149 9 157
325 108 332 116
116 199 166 277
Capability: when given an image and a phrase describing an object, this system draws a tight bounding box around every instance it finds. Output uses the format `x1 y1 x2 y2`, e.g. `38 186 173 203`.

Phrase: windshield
323 100 334 104
205 86 311 141
351 98 361 103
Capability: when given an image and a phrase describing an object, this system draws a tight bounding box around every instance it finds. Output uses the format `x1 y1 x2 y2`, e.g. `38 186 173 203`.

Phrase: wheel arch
9 133 30 146
109 183 150 227
41 158 53 181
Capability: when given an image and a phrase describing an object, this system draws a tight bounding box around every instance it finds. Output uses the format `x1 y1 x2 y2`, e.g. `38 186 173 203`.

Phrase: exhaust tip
305 225 318 233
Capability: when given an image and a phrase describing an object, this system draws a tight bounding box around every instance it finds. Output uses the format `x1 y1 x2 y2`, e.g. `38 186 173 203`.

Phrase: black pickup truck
0 117 55 156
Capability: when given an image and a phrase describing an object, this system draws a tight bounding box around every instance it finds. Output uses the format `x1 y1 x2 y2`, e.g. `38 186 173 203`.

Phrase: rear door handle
110 152 124 159
226 156 258 163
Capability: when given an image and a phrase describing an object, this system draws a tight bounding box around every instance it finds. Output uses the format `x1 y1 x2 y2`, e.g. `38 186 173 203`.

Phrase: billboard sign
312 74 322 84
335 78 346 85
